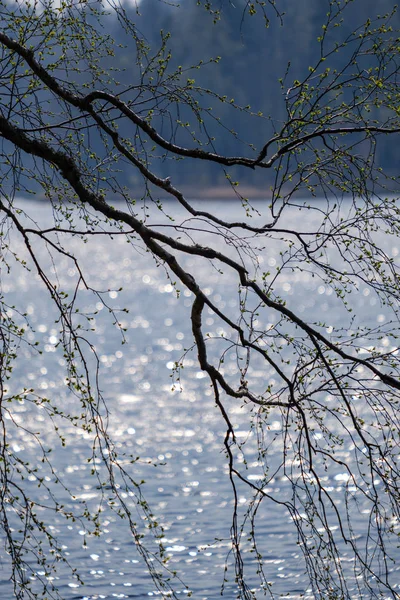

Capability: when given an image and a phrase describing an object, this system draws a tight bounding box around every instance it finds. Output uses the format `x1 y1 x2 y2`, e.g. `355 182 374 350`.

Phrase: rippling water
1 199 399 599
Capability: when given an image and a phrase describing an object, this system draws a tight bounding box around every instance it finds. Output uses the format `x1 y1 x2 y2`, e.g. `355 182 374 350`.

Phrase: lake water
1 199 399 599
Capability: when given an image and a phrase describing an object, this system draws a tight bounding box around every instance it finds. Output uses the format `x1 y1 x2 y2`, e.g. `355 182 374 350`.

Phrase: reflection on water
1 200 399 599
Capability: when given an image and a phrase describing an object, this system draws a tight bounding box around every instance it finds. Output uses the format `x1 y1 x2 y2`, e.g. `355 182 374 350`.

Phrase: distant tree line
101 0 399 191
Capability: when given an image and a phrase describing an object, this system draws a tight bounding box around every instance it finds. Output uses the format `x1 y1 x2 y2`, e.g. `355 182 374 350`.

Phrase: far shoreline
23 184 274 203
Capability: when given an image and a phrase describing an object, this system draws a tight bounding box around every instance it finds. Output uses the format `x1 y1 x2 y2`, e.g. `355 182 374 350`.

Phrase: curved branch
1 112 399 396
2 31 399 180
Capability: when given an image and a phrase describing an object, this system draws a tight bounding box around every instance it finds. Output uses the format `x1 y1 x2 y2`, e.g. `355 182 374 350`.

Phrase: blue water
1 199 399 599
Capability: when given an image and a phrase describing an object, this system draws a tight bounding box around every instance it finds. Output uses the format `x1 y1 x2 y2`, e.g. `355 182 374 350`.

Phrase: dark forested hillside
3 0 398 195
100 0 399 191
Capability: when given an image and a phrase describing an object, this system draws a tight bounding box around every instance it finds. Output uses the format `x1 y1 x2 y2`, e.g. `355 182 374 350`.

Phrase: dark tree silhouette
1 1 400 598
